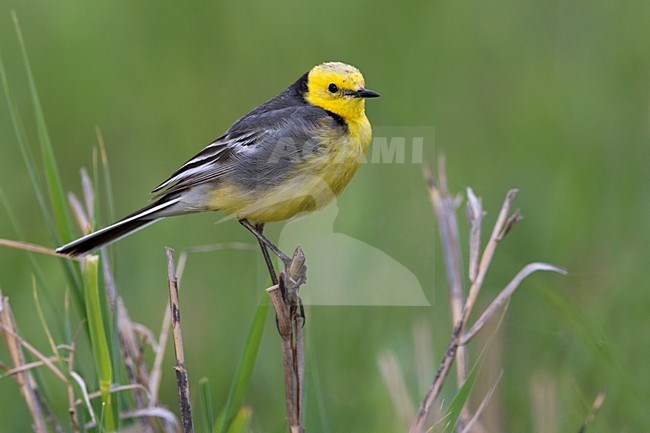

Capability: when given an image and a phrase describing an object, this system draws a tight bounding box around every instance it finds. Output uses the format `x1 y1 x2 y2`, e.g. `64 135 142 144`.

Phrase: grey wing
151 129 261 196
151 105 333 197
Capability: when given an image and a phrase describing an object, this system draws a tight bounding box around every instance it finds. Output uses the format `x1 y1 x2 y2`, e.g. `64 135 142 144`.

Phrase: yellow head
305 62 379 123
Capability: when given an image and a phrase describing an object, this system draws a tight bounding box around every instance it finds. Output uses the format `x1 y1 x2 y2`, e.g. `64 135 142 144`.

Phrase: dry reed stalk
409 159 566 433
425 158 471 430
266 246 307 433
166 247 194 433
0 239 75 259
149 302 171 408
0 288 48 433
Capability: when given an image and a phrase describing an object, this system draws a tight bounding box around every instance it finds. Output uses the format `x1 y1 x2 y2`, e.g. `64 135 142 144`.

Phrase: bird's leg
253 223 279 286
248 222 284 334
240 219 306 325
239 219 292 267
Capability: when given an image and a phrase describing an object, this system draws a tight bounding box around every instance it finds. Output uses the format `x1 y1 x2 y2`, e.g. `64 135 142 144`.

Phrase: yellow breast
212 116 372 223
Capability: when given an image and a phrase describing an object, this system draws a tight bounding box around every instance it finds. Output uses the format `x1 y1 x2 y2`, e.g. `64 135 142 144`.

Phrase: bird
56 61 379 268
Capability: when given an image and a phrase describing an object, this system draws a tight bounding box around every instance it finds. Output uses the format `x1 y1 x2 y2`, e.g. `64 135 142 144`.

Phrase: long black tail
55 197 181 257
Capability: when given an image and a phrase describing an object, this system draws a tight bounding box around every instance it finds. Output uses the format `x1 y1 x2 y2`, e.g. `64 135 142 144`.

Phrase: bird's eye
328 83 338 93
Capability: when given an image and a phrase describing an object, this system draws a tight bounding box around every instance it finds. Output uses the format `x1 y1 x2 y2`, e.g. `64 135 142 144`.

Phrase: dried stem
116 298 156 433
0 288 48 433
466 187 485 284
0 238 80 260
149 302 171 408
166 247 194 433
461 263 567 345
266 246 307 433
0 322 67 383
0 357 61 378
424 159 470 429
410 322 463 433
410 160 565 433
267 285 291 337
461 188 519 328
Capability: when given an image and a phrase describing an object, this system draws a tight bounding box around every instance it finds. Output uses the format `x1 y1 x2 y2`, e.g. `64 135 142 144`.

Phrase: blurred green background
0 0 648 432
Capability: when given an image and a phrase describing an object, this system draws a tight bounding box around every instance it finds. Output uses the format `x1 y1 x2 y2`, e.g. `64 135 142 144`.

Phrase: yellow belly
210 118 371 222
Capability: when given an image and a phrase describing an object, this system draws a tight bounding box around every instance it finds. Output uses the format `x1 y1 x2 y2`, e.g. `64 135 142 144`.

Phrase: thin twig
166 247 194 433
461 263 567 345
0 289 48 433
0 238 81 260
0 357 61 379
0 322 67 383
73 383 152 407
461 189 519 327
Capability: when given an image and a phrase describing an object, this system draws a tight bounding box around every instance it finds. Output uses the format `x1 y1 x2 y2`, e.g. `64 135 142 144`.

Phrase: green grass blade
0 188 70 338
32 279 61 359
0 53 55 240
0 187 46 284
444 302 511 432
4 15 83 301
444 359 479 432
12 11 74 245
97 129 117 270
226 407 252 433
83 255 116 432
215 297 268 433
97 128 115 224
200 378 215 433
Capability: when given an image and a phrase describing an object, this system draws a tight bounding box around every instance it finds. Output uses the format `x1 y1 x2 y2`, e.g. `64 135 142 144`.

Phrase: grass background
0 0 648 431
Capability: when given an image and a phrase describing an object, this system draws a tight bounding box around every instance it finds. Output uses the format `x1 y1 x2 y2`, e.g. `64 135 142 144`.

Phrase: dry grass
372 156 568 433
